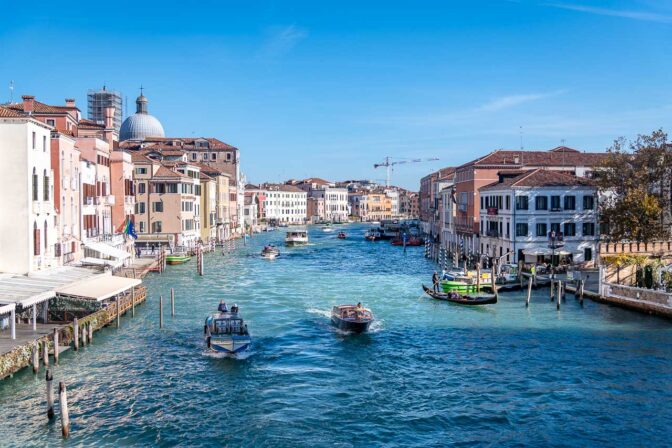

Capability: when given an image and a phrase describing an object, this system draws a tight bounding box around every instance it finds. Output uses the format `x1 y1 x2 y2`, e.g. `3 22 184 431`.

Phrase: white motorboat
285 230 309 246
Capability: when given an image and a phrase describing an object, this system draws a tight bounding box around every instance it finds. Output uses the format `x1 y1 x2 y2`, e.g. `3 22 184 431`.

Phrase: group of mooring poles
44 370 71 437
522 275 586 310
159 287 177 329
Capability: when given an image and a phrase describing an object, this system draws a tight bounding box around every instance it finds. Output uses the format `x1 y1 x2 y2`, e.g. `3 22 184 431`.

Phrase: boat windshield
212 318 247 335
338 308 372 320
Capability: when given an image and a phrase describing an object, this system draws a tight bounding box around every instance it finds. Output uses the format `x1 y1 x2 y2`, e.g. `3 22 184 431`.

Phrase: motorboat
331 304 374 333
261 245 280 259
440 270 491 293
337 232 346 239
364 228 382 241
422 285 497 305
204 303 251 354
166 253 191 265
285 230 309 246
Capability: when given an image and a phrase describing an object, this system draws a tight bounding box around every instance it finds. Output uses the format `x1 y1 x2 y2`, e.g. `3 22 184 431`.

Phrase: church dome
119 91 165 141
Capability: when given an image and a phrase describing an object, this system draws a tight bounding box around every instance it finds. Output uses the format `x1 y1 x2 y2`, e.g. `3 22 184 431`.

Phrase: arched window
32 168 38 201
33 222 40 256
43 169 49 201
44 220 48 251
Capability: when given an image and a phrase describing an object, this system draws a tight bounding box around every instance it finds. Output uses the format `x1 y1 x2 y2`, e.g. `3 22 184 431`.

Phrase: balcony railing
487 207 498 216
486 230 500 237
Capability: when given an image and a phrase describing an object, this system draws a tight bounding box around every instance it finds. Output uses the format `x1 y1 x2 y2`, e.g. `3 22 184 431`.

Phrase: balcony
32 201 54 215
486 230 500 238
487 207 498 216
550 207 562 212
105 195 116 205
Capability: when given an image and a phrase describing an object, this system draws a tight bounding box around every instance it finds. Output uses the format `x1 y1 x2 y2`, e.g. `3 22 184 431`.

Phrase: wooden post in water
88 322 93 343
550 281 555 302
476 264 481 293
59 382 70 438
32 342 40 373
116 297 121 329
491 260 498 300
579 280 585 306
73 317 79 351
53 328 59 364
556 282 561 310
46 369 55 420
170 288 175 317
159 295 164 329
81 322 86 347
42 339 49 367
526 274 533 307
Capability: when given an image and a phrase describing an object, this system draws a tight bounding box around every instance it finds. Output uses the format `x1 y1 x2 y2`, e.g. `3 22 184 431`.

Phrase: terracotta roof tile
0 106 27 118
480 169 595 191
6 100 79 114
459 148 607 170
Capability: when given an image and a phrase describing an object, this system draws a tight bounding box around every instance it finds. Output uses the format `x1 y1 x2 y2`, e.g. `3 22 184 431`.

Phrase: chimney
22 95 35 113
104 106 115 129
513 155 520 164
65 98 76 108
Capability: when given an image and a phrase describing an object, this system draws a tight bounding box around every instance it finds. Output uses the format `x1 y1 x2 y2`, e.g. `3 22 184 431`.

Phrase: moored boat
391 235 424 246
285 230 309 246
166 254 191 265
422 285 497 305
364 228 382 241
204 302 251 354
337 232 346 239
331 304 374 333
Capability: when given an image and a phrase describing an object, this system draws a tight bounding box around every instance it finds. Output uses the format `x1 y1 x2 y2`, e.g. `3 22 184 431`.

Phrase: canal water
1 224 671 447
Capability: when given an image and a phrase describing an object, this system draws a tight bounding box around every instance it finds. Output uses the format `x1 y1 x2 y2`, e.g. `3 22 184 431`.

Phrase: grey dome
119 91 165 141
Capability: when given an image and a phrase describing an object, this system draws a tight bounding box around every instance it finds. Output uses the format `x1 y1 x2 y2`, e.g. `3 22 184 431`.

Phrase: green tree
596 130 672 242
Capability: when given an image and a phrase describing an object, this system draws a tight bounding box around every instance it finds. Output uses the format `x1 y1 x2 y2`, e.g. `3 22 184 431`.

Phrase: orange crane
374 156 440 187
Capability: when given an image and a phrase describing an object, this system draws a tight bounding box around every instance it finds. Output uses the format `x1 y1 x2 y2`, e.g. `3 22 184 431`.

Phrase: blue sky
2 0 671 189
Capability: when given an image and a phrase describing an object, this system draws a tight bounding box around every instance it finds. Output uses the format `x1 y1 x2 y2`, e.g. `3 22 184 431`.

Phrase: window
480 197 484 210
564 195 576 210
138 182 146 194
584 247 593 262
152 202 164 212
583 222 595 236
32 132 36 149
46 119 55 126
191 153 197 160
139 221 145 233
43 170 50 201
151 221 162 233
515 195 528 210
43 136 47 152
516 223 528 237
211 153 217 160
550 223 561 234
583 195 594 210
203 153 208 161
32 168 38 201
506 222 510 238
136 167 147 175
226 153 232 161
536 223 547 237
505 195 510 210
535 196 548 210
550 195 561 210
33 222 40 255
136 202 146 214
44 220 48 250
564 222 576 236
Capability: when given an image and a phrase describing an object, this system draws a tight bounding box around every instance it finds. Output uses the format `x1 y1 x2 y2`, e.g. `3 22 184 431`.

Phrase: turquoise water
1 223 671 447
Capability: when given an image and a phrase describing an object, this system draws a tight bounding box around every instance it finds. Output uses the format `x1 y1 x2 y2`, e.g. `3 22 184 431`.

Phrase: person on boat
218 301 228 313
355 302 363 311
432 272 440 292
231 304 239 314
530 264 536 278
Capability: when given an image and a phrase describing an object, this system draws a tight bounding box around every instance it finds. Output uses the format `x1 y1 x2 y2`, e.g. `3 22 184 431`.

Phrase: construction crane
374 156 440 187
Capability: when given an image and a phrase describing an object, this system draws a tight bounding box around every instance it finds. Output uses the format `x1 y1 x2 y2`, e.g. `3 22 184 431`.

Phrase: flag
123 217 138 239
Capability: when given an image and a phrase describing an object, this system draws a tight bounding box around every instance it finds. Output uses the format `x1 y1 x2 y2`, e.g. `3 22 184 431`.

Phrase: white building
384 189 399 217
478 169 598 266
251 184 307 224
310 187 349 222
0 108 58 274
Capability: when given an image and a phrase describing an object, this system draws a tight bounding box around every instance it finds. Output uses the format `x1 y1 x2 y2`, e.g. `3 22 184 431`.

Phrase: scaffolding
87 87 123 132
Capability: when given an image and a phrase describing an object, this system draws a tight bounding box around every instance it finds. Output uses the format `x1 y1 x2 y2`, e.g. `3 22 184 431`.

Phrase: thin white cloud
545 2 672 24
258 25 308 59
476 91 565 112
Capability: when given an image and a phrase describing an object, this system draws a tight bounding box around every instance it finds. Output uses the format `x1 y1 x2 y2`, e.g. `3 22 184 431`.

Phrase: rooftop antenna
9 80 14 103
519 126 524 150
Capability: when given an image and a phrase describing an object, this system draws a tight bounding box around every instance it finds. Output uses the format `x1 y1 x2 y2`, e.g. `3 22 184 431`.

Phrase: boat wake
306 307 331 318
202 349 255 360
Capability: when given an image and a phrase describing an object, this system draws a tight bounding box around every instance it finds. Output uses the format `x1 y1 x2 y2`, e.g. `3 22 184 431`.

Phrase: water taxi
285 230 309 246
337 232 346 239
331 304 374 333
166 253 191 265
364 228 382 241
261 245 280 260
204 303 251 355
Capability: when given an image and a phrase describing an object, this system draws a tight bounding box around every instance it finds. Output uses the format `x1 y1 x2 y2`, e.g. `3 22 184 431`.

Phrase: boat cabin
207 315 248 336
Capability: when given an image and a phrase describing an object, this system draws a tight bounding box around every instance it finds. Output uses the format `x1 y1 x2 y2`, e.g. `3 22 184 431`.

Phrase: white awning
0 267 100 308
523 248 553 256
56 275 141 302
80 257 123 269
0 303 16 315
84 241 131 260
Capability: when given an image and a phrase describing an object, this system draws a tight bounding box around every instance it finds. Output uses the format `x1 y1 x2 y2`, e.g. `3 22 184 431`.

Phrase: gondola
422 285 497 305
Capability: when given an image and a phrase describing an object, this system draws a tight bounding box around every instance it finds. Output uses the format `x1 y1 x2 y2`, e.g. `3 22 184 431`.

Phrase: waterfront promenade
0 225 670 447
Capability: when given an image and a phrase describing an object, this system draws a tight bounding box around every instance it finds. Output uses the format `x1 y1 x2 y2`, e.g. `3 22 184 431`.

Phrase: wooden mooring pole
73 317 79 351
42 339 49 367
59 382 70 438
556 281 562 311
171 288 175 317
116 296 121 328
132 287 136 317
88 322 93 343
81 323 86 347
159 295 164 329
53 328 59 365
526 274 533 307
579 280 585 306
491 260 498 301
32 342 39 374
46 369 55 420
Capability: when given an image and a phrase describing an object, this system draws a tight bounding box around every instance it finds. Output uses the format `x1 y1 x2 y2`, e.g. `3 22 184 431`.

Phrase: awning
523 248 553 256
56 275 141 302
80 257 123 269
0 267 99 308
0 303 16 316
84 241 131 260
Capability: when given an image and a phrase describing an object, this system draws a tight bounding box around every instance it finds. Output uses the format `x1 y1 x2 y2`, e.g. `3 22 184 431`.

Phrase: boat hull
331 316 372 333
206 335 251 354
422 285 497 305
441 280 483 293
166 255 191 265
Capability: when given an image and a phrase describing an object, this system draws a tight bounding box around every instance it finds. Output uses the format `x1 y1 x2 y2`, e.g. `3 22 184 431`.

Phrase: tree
595 130 672 242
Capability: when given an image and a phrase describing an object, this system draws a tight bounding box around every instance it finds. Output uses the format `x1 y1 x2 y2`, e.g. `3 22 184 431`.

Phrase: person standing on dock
432 272 440 293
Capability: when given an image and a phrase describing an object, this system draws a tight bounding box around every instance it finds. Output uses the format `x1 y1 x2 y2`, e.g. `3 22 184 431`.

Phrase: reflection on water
0 224 671 447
